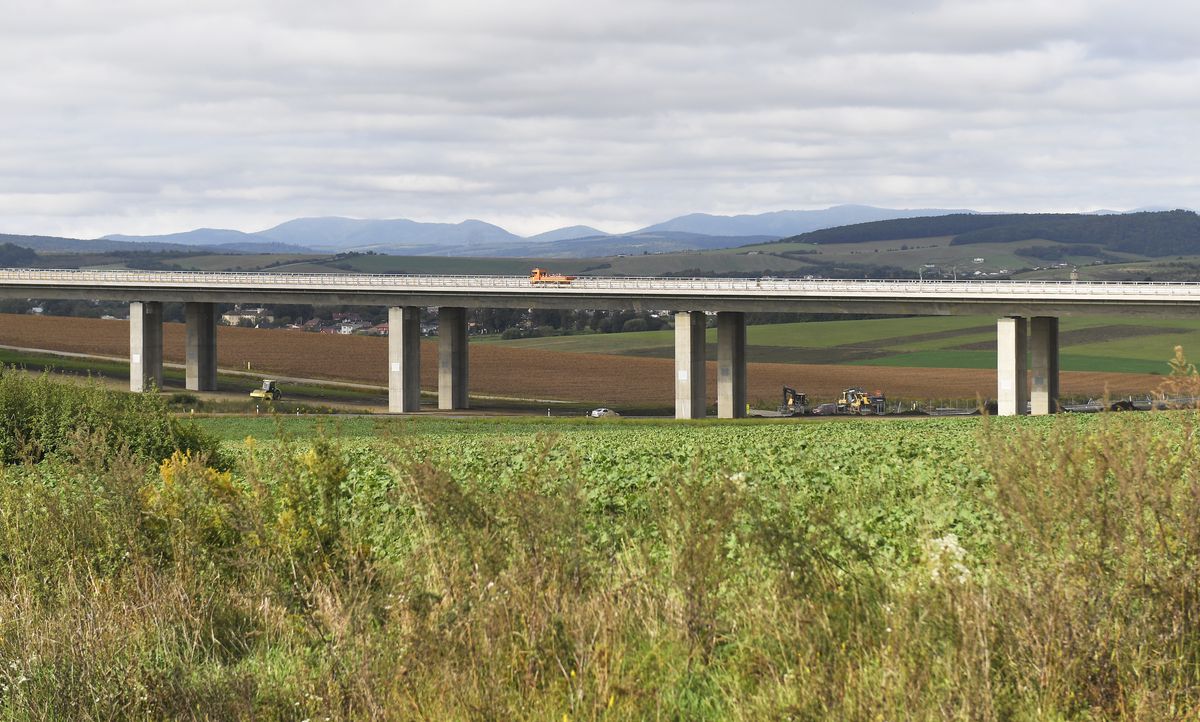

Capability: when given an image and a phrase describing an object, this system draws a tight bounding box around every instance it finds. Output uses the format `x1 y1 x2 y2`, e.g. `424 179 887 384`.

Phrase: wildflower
923 533 971 584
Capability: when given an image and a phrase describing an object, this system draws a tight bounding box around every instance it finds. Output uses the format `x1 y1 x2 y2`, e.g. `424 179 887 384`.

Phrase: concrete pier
996 316 1029 416
130 301 163 392
388 306 422 413
717 311 746 418
438 306 469 410
674 311 707 419
1030 316 1059 415
184 302 217 391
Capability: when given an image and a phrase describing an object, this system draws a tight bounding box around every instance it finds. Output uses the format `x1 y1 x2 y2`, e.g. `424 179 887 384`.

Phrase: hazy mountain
105 216 523 252
525 225 609 243
255 217 521 249
102 206 974 255
429 231 776 259
87 205 1193 258
105 227 260 246
638 204 976 237
0 232 197 253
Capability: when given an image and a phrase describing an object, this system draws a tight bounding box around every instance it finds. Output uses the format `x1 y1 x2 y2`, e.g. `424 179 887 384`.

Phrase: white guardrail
2 268 1200 301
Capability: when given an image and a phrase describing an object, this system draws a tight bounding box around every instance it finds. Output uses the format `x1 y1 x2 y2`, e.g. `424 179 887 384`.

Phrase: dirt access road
0 313 1165 407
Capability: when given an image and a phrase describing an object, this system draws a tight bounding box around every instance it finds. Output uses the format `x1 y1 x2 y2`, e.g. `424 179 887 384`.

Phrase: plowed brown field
0 313 1164 406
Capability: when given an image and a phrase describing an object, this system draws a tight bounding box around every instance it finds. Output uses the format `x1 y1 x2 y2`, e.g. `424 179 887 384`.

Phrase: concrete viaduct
1 268 1196 418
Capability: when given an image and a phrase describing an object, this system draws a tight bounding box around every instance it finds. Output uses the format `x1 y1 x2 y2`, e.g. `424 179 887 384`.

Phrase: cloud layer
1 0 1197 238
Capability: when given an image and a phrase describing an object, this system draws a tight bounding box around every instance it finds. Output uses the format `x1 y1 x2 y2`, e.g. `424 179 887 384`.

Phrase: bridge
2 268 1197 417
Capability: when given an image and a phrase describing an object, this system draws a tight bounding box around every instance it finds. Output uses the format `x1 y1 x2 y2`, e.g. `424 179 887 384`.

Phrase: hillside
639 204 972 236
779 210 1200 257
0 233 199 254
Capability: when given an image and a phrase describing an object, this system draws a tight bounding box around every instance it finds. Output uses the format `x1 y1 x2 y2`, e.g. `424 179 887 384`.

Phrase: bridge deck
2 269 1199 316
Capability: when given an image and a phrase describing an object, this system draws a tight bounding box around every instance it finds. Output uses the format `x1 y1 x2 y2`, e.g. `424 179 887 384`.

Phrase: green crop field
7 362 1200 719
483 314 1198 374
175 253 324 271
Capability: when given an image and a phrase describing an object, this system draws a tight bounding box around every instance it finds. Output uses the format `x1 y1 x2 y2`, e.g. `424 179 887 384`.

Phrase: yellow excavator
779 386 809 416
837 387 886 415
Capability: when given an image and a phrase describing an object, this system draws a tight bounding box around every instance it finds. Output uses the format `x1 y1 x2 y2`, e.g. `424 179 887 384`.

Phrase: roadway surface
4 268 1200 316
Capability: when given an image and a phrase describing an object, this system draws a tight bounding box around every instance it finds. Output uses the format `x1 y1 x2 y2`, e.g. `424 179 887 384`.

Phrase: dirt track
0 314 1166 406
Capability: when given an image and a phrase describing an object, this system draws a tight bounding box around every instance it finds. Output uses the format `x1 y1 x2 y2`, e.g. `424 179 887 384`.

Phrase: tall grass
0 368 218 464
1 390 1199 717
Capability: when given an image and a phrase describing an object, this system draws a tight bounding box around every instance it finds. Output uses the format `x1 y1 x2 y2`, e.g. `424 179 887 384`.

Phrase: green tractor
249 379 282 401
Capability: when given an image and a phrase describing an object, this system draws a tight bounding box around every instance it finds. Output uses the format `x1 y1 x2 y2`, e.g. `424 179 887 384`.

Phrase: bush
0 368 220 465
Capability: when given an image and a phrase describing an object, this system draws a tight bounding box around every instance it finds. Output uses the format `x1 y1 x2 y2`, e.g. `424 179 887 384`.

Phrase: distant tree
0 243 37 266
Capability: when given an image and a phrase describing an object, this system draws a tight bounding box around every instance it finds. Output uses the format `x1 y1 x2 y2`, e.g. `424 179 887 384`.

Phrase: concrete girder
11 286 1200 320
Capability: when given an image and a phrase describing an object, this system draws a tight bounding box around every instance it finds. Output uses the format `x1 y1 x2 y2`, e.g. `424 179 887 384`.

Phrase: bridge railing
1 267 1199 297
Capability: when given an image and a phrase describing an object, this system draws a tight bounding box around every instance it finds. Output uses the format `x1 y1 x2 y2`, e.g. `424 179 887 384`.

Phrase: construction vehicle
836 387 887 415
529 268 576 285
249 379 282 401
778 386 809 416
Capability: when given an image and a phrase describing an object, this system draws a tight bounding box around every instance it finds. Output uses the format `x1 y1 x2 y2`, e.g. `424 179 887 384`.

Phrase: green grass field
481 314 1194 374
0 348 386 405
175 253 324 271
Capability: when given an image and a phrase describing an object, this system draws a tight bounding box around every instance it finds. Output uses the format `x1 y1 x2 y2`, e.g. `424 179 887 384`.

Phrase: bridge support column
717 311 746 419
438 307 469 410
675 311 707 419
130 301 163 392
184 302 217 392
1030 316 1059 415
997 316 1028 416
389 306 422 413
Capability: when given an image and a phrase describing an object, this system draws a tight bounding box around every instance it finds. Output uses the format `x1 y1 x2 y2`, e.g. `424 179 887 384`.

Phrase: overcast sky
1 0 1197 239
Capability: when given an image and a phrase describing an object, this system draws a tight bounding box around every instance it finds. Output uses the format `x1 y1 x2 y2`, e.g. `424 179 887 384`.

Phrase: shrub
0 368 220 465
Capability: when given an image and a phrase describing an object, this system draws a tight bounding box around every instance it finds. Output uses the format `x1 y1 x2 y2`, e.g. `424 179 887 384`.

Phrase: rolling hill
638 204 973 236
779 210 1200 257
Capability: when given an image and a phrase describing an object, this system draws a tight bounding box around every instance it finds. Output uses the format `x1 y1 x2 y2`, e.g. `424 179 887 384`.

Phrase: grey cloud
0 0 1196 238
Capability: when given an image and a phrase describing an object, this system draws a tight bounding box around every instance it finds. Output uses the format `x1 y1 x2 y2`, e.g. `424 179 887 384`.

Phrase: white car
589 407 620 418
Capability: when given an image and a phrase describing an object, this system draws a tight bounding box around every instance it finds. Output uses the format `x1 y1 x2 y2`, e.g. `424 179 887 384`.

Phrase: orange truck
529 268 576 285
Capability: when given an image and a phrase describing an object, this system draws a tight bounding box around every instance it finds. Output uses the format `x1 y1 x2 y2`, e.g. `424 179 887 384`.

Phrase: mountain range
97 205 974 257
5 204 1192 259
